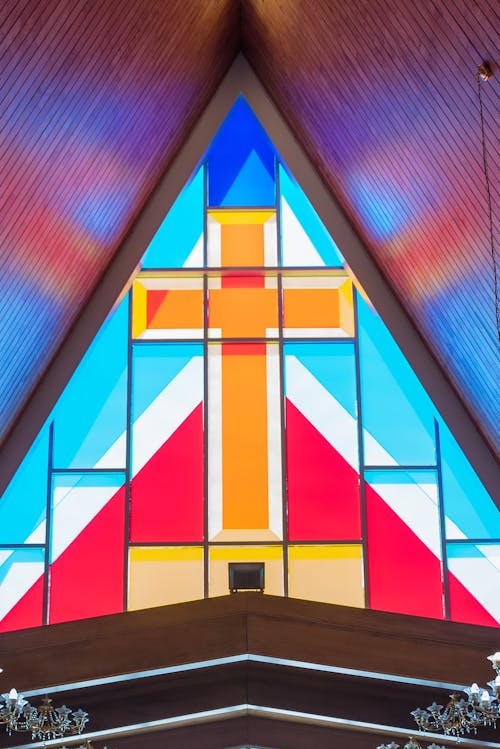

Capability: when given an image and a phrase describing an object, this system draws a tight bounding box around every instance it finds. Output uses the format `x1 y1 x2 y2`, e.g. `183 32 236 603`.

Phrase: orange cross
133 210 354 541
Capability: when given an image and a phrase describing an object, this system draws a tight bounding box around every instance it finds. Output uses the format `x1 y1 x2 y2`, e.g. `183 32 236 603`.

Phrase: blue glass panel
131 343 203 421
52 298 128 469
365 468 440 561
50 472 125 563
0 548 45 624
447 542 500 625
207 97 276 207
357 294 436 466
130 342 203 483
279 165 344 267
439 420 500 540
285 342 357 419
0 428 49 544
142 168 204 269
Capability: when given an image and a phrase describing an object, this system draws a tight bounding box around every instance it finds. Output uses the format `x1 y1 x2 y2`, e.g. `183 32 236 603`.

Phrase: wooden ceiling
0 0 239 450
0 0 498 476
241 0 499 457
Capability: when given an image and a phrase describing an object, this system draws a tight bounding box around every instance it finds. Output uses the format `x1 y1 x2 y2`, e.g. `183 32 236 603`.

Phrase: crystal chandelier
377 739 445 749
0 688 89 740
411 651 500 737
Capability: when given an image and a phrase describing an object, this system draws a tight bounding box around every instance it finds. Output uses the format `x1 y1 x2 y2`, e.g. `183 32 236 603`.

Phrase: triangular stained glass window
1 97 499 632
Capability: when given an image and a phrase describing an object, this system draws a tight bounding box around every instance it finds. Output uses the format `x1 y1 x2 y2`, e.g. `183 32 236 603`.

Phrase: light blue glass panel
0 428 49 544
131 343 203 421
52 297 128 469
439 420 500 540
357 294 436 466
279 164 344 267
284 342 357 420
131 343 203 481
142 168 204 269
207 97 276 207
0 548 45 627
447 542 500 625
50 472 125 563
365 468 441 559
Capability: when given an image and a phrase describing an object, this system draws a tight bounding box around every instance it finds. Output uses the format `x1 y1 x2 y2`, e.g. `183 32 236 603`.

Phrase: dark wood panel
1 595 499 748
244 594 499 685
0 598 247 693
1 593 498 694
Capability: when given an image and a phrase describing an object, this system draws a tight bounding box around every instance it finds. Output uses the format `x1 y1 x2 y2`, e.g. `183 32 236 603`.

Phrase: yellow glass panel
209 286 278 337
132 280 147 339
128 546 204 610
221 223 264 266
338 278 355 337
209 546 283 597
209 209 275 225
288 545 364 608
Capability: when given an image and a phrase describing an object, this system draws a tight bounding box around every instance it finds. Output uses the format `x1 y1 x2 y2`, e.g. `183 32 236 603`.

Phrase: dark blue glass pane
207 97 276 207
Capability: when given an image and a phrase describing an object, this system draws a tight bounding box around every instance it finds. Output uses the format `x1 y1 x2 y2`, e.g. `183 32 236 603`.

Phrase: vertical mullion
123 290 133 613
203 161 209 598
435 418 450 620
353 290 370 609
276 160 289 596
42 422 54 625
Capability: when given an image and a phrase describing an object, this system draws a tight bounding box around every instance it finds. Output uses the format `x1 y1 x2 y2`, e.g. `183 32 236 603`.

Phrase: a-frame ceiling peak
1 51 498 507
1 1 498 477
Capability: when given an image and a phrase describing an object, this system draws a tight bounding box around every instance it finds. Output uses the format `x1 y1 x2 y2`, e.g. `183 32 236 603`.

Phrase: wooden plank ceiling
242 0 500 457
0 0 239 447
0 0 498 466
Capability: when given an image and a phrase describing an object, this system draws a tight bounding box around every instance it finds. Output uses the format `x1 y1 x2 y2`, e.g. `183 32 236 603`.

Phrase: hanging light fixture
0 687 89 740
377 652 500 747
377 739 445 749
410 651 500 736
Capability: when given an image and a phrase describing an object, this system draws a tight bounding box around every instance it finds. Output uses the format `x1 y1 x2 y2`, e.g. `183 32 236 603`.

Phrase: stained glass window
1 96 499 632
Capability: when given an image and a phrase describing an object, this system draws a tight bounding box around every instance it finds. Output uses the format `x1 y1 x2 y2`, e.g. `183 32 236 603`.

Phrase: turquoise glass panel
52 297 128 469
279 164 344 267
357 294 436 466
142 167 204 268
284 341 360 541
129 342 204 543
131 342 203 422
447 542 500 625
365 468 443 619
50 472 125 563
49 471 126 625
284 342 357 420
365 468 441 560
0 548 45 629
207 97 276 207
0 428 49 544
439 420 500 540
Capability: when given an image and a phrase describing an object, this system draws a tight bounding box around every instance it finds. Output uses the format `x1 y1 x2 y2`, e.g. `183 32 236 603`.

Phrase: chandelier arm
0 692 89 740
